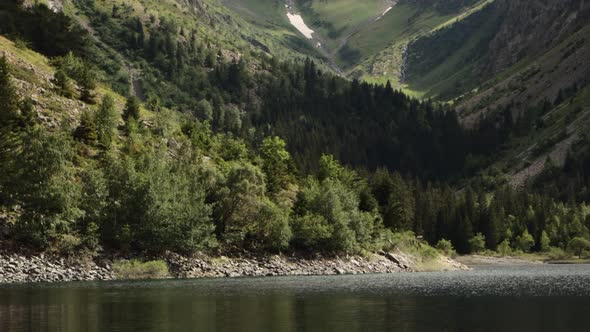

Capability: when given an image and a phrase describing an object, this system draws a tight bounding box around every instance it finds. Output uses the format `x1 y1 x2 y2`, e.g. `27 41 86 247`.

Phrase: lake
1 264 590 331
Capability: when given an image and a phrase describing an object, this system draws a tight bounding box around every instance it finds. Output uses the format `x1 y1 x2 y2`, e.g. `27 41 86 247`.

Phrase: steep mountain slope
402 0 590 100
342 0 489 85
451 0 590 185
67 0 326 69
295 0 489 77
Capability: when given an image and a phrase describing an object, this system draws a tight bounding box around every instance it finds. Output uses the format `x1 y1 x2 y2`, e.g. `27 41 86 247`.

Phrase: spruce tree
0 56 21 204
95 95 119 149
0 56 20 134
78 64 96 103
260 136 294 194
52 69 74 98
123 96 141 122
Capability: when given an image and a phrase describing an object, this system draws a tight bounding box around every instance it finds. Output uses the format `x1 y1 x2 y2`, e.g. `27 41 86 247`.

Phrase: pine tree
0 56 20 133
95 95 119 149
73 110 98 145
260 136 294 194
52 69 74 98
0 56 22 204
123 96 141 122
12 127 83 249
78 64 96 103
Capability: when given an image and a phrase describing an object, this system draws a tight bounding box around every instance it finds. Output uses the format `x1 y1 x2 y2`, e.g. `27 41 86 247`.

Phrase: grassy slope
309 0 386 34
219 0 325 61
499 85 590 187
358 0 495 97
221 0 288 25
302 0 388 50
401 1 500 99
345 4 454 66
82 0 325 66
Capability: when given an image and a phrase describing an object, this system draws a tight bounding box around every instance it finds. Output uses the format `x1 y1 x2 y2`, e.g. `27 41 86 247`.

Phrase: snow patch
376 6 393 21
287 13 315 39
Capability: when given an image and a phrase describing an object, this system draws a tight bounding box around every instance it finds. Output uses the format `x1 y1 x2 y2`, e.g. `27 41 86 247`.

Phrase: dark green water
1 264 590 332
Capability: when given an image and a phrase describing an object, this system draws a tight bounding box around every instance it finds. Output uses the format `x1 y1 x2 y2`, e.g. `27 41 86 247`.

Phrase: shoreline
456 255 544 266
456 254 590 266
0 250 469 284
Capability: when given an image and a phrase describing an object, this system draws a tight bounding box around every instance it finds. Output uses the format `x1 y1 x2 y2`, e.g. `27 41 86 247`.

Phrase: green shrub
13 38 31 50
112 259 170 280
567 237 590 257
540 231 551 252
547 247 570 260
291 213 333 250
515 230 535 253
468 233 486 253
420 245 440 261
52 70 74 97
435 239 456 257
497 239 512 256
251 198 292 251
291 177 379 253
385 231 439 261
53 234 82 254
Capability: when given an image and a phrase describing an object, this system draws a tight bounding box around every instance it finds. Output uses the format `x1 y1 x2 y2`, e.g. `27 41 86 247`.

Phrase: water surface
1 264 589 331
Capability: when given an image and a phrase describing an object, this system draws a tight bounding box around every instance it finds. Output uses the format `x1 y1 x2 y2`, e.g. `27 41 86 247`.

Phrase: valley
1 0 590 287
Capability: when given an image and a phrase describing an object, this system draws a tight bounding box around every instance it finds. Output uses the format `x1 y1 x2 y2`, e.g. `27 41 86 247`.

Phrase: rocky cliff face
484 0 590 76
455 0 590 115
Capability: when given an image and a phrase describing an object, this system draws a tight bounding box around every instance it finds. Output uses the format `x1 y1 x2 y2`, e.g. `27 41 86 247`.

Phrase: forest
1 1 589 258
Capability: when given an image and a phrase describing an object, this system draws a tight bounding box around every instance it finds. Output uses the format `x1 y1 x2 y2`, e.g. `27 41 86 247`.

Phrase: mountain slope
453 2 590 185
401 0 590 100
219 0 491 89
343 0 489 79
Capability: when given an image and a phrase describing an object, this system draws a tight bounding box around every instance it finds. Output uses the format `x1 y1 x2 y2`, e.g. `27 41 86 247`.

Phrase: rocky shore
0 250 469 284
0 252 114 283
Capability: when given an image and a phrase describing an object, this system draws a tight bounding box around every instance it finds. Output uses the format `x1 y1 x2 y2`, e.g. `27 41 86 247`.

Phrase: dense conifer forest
1 1 589 258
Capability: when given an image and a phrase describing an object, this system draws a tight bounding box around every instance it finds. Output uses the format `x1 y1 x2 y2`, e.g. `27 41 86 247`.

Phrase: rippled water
1 264 590 331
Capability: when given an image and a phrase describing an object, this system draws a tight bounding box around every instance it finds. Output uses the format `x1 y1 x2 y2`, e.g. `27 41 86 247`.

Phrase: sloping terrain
402 0 590 100
454 6 590 184
294 0 488 85
344 0 490 85
219 0 489 87
5 0 590 189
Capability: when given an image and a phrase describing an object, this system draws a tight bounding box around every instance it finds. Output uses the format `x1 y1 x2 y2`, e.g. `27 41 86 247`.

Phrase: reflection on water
1 265 590 332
